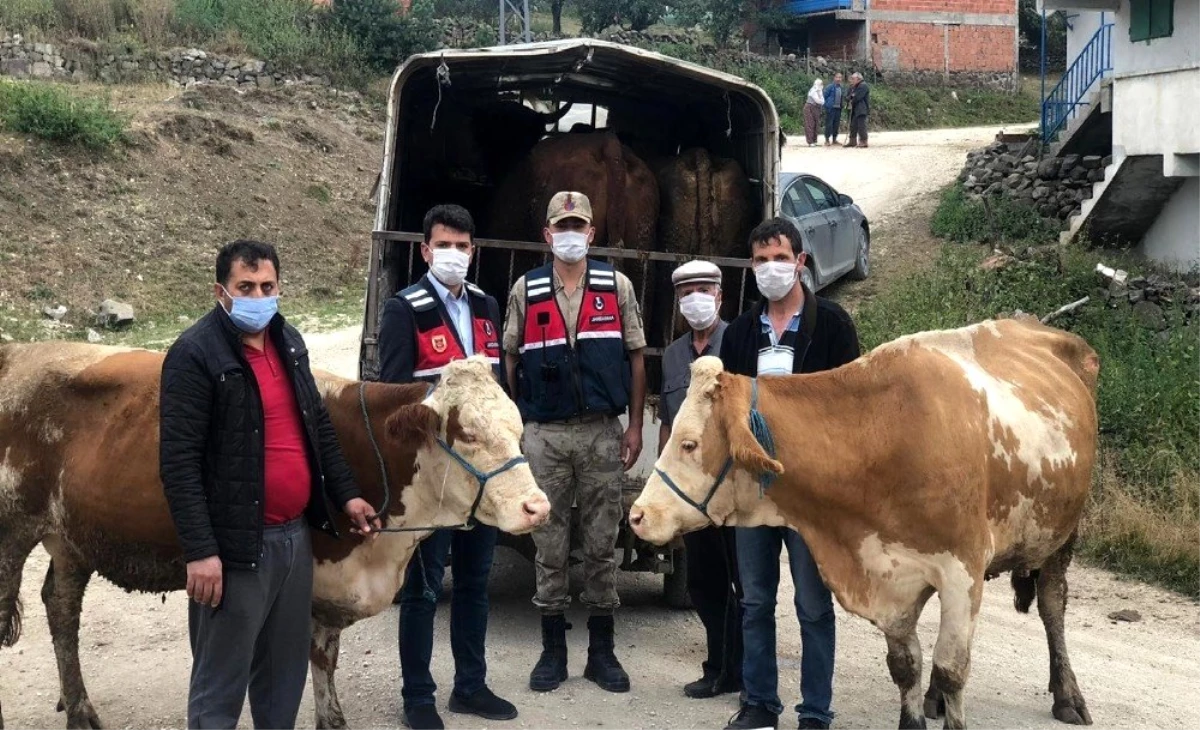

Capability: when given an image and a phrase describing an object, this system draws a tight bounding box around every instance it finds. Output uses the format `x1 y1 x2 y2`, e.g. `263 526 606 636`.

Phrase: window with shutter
1129 0 1173 41
1149 0 1174 38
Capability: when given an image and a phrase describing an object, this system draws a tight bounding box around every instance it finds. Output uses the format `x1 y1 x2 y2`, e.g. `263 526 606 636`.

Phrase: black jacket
159 306 361 569
718 286 860 377
850 81 871 118
377 274 503 385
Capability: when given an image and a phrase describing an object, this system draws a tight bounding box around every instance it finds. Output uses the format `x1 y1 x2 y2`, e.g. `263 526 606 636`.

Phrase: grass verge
0 79 128 149
854 194 1199 596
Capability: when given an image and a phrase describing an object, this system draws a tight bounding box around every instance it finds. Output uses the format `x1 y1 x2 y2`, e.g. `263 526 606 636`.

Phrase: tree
579 0 664 34
673 0 748 46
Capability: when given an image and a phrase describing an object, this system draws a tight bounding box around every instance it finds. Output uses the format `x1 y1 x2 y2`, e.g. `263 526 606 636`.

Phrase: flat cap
671 260 722 287
546 191 593 224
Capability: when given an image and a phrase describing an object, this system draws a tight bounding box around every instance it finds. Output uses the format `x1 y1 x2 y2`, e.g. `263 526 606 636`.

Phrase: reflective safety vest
399 276 501 384
517 260 630 422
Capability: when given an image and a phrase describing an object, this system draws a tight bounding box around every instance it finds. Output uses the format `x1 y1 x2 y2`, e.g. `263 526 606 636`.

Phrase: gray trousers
187 519 313 729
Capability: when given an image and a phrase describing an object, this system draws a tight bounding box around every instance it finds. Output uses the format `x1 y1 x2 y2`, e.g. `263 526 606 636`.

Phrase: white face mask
679 292 718 331
429 247 470 287
754 261 798 302
551 231 589 263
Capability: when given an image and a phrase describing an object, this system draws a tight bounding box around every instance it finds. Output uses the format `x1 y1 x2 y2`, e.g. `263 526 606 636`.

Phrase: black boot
529 614 569 692
583 615 630 693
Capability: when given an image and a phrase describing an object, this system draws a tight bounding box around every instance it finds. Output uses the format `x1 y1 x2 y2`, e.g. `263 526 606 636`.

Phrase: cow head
386 357 549 535
629 356 787 545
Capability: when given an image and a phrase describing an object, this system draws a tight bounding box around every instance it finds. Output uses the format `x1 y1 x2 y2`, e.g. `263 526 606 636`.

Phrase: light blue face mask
221 286 279 333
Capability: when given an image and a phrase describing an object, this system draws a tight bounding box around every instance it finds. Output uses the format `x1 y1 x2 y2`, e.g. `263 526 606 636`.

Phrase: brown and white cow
0 345 549 729
629 317 1099 729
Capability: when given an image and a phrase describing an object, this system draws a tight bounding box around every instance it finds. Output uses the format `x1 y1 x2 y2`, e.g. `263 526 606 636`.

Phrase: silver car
778 172 871 292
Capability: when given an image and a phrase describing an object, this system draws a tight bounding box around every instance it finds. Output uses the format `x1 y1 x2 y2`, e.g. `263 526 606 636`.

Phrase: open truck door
360 40 780 607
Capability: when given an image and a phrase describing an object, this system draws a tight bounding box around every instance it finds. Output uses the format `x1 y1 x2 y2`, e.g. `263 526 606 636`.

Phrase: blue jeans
824 107 843 141
736 526 835 724
398 525 497 709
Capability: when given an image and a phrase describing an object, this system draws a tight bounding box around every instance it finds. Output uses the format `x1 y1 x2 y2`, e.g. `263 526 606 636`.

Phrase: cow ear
386 404 442 447
717 377 784 479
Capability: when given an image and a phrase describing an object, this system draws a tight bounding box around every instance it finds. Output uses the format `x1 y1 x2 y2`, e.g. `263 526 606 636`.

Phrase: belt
535 413 612 426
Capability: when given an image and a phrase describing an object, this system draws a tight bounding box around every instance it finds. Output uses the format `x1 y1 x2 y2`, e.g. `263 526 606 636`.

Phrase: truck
359 39 781 607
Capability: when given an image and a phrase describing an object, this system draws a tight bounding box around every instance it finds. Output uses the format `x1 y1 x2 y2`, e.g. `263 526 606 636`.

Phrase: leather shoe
401 704 444 730
448 686 518 721
684 672 742 699
797 718 830 729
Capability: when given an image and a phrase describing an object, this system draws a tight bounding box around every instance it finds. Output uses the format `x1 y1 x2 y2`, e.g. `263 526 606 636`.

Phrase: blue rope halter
654 377 777 520
358 381 528 534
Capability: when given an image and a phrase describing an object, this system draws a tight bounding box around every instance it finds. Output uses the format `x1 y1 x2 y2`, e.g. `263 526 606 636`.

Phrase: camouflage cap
546 191 593 225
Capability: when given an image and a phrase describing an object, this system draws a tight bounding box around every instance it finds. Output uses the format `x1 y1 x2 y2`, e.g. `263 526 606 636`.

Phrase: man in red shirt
161 240 378 729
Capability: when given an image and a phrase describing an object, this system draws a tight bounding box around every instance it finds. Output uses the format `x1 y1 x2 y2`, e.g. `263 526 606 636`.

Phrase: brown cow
650 148 754 342
630 318 1099 729
0 347 549 729
486 131 659 250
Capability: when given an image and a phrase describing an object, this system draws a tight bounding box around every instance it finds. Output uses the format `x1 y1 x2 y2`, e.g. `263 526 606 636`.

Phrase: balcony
779 0 864 15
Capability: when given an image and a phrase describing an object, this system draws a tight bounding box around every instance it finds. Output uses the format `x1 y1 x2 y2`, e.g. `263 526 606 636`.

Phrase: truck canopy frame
361 39 781 385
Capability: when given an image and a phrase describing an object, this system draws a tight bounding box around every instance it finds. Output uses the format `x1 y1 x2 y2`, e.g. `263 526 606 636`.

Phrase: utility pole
499 0 532 45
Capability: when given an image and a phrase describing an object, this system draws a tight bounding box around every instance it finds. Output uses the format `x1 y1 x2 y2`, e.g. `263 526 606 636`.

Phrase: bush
329 0 439 74
854 241 1200 595
931 184 1060 245
0 0 57 32
0 79 128 150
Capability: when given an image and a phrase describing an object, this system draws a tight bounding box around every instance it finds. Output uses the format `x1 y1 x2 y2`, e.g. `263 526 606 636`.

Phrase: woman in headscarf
803 78 824 147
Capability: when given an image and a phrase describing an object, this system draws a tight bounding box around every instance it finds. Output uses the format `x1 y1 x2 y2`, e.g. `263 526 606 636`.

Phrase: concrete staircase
1046 78 1113 158
1062 154 1185 245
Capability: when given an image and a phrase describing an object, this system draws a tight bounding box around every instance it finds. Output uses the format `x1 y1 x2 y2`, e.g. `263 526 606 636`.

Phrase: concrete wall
1142 177 1200 272
1111 0 1199 76
1112 67 1200 157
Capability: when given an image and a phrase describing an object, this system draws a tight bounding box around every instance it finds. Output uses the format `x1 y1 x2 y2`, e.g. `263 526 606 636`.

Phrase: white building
1042 0 1198 271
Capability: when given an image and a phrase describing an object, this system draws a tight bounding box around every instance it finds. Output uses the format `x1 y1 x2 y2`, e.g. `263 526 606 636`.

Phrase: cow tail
1 598 20 648
1011 569 1039 614
696 149 713 258
603 133 626 247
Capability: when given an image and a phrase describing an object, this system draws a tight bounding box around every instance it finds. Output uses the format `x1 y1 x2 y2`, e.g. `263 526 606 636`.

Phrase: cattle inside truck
360 39 781 607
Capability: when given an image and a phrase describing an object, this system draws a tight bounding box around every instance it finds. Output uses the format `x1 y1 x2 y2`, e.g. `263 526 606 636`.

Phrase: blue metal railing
780 0 855 14
1041 22 1113 145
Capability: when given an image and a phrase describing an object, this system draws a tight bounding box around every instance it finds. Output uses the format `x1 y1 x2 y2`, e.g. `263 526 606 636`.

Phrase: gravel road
4 126 1196 730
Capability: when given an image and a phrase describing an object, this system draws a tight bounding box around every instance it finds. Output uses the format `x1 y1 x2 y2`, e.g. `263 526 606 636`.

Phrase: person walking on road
377 204 516 730
803 79 824 147
718 218 861 730
160 239 378 730
823 73 845 146
845 72 871 149
658 260 742 701
503 191 648 695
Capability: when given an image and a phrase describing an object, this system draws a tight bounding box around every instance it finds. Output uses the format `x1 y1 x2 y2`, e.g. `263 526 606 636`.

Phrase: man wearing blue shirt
718 218 860 730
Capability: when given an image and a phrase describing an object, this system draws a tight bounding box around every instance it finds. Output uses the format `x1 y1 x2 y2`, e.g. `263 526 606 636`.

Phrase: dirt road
4 127 1197 730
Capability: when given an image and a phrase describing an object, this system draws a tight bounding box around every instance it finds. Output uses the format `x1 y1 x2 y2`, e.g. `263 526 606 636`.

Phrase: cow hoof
64 700 103 730
315 713 347 730
924 695 945 720
1052 698 1093 725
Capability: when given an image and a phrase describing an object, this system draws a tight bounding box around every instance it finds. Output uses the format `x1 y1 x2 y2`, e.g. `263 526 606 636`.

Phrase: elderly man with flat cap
658 260 743 700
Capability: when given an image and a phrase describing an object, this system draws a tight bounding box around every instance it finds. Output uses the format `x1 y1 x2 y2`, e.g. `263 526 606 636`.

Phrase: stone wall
0 33 330 88
958 139 1110 226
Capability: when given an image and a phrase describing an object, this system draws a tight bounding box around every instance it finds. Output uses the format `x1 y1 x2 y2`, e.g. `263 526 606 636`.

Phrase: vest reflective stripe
517 260 630 422
399 279 502 384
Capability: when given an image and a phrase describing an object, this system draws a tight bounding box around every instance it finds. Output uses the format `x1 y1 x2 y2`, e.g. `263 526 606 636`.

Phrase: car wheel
800 264 817 293
849 226 870 280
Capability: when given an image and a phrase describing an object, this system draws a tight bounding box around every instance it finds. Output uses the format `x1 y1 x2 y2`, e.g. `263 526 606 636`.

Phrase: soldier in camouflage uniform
503 191 647 694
